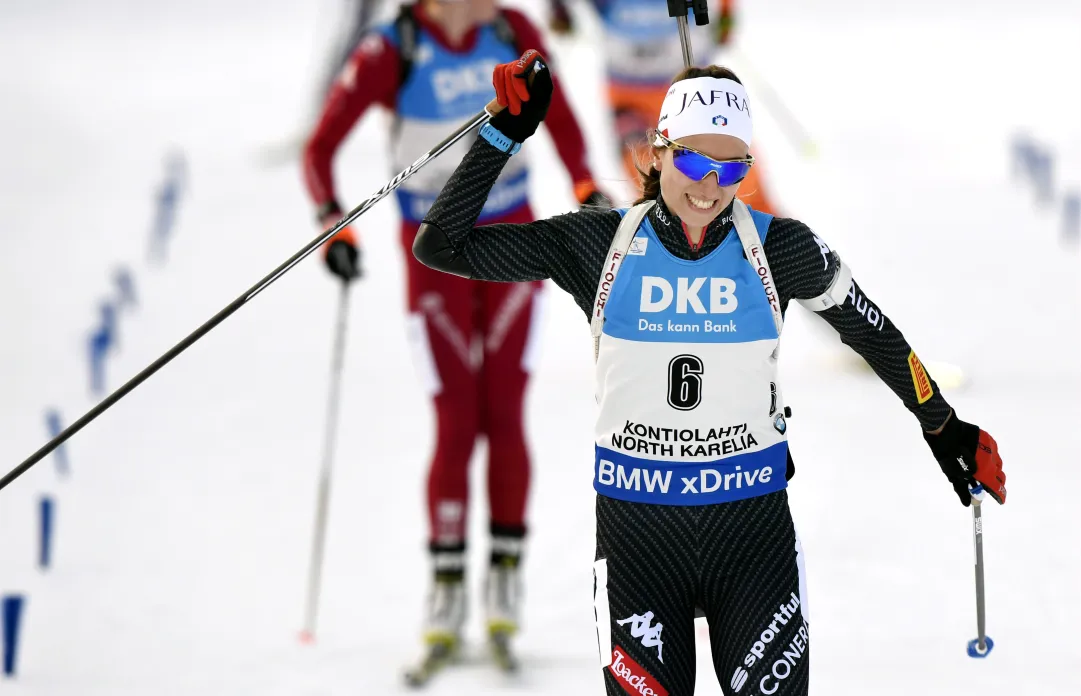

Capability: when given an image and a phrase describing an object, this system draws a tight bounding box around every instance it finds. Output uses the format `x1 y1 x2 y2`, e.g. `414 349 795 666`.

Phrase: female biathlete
412 51 1008 695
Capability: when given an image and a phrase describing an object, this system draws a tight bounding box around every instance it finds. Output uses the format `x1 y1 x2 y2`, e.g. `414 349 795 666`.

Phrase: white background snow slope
1 0 1078 694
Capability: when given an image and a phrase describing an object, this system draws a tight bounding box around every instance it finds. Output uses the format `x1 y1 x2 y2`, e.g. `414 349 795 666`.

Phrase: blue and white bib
379 21 528 223
592 201 789 506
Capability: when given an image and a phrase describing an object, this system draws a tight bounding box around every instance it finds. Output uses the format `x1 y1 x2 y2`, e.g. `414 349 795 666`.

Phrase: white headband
657 77 753 147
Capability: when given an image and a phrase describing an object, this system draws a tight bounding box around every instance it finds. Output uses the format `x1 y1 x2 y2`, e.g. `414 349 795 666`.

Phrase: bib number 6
667 355 703 411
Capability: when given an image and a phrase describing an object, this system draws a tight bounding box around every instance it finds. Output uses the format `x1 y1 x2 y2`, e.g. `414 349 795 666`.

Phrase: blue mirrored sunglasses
655 133 754 187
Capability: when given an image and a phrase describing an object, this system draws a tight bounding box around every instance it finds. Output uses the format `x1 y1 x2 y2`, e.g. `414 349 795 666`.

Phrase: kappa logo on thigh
617 611 664 662
609 645 669 696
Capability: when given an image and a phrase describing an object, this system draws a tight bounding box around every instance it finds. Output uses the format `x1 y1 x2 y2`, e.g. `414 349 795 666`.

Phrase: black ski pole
1 100 500 493
668 0 710 68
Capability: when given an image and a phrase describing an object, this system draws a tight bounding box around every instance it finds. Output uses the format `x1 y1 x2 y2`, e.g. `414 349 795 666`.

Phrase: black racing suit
412 138 953 695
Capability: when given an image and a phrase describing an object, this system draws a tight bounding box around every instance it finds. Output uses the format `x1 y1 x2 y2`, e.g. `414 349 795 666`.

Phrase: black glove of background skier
325 234 361 281
489 50 553 144
923 413 1006 506
318 204 362 281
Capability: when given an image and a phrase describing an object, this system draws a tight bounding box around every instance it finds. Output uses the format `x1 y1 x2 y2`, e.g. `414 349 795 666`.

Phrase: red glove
493 48 547 101
488 50 553 144
924 414 1006 506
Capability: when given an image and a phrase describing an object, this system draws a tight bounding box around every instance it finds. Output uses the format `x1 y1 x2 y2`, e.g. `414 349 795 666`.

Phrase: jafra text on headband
657 76 754 147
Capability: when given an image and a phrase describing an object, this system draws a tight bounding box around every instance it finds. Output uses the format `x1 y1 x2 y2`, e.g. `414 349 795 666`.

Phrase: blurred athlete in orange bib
303 0 608 666
550 0 778 214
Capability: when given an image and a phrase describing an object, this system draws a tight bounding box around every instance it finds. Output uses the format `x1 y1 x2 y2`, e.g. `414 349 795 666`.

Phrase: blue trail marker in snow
1011 134 1035 180
114 266 137 309
2 594 25 677
88 301 118 396
1031 149 1054 204
1010 134 1055 205
149 151 188 263
44 409 69 476
39 495 55 570
1063 192 1079 244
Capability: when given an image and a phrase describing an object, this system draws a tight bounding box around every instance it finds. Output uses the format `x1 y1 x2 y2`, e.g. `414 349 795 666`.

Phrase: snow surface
1 0 1079 693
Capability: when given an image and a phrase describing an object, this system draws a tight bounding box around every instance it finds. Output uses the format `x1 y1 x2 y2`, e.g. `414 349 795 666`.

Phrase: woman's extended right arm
413 136 619 286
